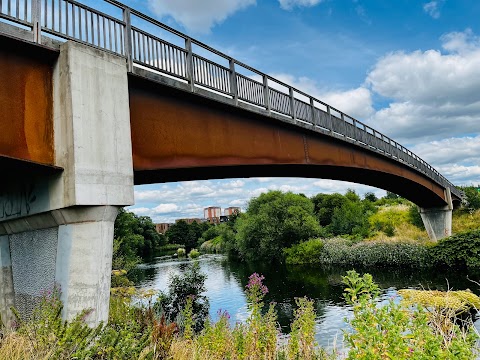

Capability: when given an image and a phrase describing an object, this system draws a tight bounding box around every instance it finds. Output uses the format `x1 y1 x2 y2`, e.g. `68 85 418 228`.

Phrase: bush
430 229 480 268
343 270 478 360
316 238 433 268
177 247 186 257
155 263 209 333
284 238 324 265
189 249 200 259
235 191 320 262
460 186 480 212
408 204 425 229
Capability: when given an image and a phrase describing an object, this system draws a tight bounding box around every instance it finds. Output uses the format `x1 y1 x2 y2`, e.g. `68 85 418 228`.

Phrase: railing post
352 119 358 142
289 87 296 123
263 75 270 114
185 38 195 92
31 0 41 44
309 97 316 128
229 59 238 105
326 105 332 132
123 7 133 72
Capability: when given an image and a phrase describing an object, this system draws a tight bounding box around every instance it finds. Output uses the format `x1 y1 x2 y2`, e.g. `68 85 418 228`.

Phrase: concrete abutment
0 40 134 326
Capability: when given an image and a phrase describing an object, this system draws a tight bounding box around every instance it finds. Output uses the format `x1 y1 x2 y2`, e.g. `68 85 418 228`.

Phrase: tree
385 191 400 200
155 263 209 333
235 191 320 261
114 208 165 263
166 220 190 245
364 192 378 202
311 193 348 227
460 185 480 212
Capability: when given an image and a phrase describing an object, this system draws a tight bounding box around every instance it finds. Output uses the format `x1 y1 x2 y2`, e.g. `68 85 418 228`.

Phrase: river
131 254 480 351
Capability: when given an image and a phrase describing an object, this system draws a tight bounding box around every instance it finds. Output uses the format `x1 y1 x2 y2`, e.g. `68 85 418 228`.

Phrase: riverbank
2 267 479 359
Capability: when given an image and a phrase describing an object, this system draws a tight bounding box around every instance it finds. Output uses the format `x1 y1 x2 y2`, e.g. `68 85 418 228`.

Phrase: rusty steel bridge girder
129 77 458 209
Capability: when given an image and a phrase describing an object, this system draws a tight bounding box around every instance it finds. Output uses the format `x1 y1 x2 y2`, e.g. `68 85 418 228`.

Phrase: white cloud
229 199 247 206
441 29 480 54
411 136 480 166
366 29 480 141
148 0 256 33
278 0 323 10
153 203 180 214
257 73 374 120
320 87 374 119
423 1 441 19
130 207 153 216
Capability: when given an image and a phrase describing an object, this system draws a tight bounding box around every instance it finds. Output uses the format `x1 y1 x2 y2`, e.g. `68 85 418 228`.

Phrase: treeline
112 185 480 270
112 208 167 273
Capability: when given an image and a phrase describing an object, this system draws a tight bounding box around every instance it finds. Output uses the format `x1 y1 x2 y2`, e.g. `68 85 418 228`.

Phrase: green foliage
235 191 320 261
363 192 378 202
460 185 480 212
311 193 348 227
155 262 209 333
177 247 186 257
430 229 480 268
408 204 425 229
385 191 400 199
313 238 433 268
199 223 236 255
188 248 200 259
342 270 478 360
284 238 324 265
115 208 166 259
166 220 211 252
287 297 317 360
329 200 373 238
342 270 380 304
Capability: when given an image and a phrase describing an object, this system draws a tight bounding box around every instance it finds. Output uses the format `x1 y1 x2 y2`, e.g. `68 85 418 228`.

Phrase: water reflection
131 254 480 349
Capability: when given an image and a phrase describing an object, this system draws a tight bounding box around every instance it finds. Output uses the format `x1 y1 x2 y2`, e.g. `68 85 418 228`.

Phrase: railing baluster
229 59 238 104
310 97 316 128
289 88 296 122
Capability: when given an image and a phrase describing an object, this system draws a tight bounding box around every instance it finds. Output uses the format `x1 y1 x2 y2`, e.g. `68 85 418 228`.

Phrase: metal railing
0 0 462 199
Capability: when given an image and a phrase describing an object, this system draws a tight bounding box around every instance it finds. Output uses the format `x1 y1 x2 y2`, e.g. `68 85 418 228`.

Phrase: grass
453 209 480 233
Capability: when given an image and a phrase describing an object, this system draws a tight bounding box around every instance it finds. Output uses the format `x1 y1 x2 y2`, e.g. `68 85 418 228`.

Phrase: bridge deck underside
129 77 453 208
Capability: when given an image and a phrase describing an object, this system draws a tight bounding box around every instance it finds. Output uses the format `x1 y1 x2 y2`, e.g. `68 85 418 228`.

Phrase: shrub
315 238 433 268
430 229 480 268
188 249 200 259
342 270 478 360
284 238 324 265
408 204 425 229
155 262 209 333
177 247 186 257
460 186 480 212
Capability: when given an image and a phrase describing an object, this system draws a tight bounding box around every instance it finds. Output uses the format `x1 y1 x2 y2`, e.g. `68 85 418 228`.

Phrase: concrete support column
420 188 453 242
420 206 452 242
56 206 119 325
0 235 14 328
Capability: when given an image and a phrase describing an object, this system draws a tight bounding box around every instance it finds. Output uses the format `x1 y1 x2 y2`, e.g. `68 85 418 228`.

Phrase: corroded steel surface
129 78 452 208
0 36 55 165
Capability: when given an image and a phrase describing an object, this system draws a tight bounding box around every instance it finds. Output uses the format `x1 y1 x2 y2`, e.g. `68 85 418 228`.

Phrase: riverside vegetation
1 187 479 358
192 186 480 270
1 268 479 359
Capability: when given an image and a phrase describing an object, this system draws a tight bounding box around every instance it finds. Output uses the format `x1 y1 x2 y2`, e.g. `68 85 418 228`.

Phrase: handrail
0 0 463 200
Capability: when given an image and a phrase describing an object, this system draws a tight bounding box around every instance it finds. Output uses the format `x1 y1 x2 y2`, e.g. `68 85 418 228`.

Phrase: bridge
0 0 461 326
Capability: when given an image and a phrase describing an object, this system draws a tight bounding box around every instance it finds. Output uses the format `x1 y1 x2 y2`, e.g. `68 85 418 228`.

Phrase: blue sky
106 0 480 223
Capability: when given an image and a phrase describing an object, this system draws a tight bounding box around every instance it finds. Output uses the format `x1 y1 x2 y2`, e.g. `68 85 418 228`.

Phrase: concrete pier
0 41 134 326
